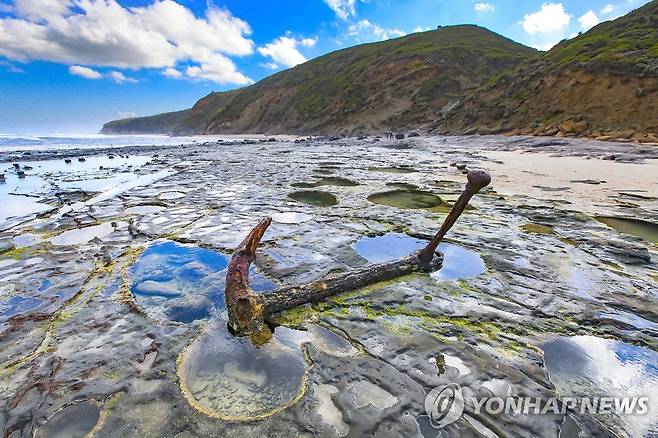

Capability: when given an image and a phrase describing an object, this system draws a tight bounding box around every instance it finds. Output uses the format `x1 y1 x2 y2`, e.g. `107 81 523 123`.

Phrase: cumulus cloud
474 3 495 13
108 71 137 83
185 55 252 84
0 0 253 85
163 67 182 78
578 10 600 30
521 3 571 35
69 65 102 79
260 62 280 70
258 36 307 68
301 37 318 48
347 20 406 42
600 4 615 15
324 0 357 20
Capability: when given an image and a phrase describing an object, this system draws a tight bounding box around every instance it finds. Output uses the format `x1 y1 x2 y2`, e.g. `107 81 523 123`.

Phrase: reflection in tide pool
178 322 309 420
130 241 275 323
596 216 658 243
352 233 485 280
33 401 100 438
542 335 658 437
178 322 358 421
0 295 43 322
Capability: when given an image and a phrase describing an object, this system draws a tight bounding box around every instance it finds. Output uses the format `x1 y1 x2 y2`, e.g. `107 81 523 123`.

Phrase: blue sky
0 0 650 134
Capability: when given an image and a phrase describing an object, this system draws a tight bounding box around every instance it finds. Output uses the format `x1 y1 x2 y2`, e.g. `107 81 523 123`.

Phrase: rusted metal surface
225 171 491 336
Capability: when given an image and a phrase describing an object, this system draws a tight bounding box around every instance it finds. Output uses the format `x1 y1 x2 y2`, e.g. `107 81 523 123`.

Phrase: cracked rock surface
0 135 657 437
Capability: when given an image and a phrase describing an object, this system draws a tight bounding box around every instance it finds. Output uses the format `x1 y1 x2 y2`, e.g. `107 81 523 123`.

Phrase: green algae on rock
520 223 554 235
288 190 338 207
367 190 443 209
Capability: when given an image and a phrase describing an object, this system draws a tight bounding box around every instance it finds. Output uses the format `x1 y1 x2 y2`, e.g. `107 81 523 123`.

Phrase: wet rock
408 132 419 137
78 157 86 162
394 133 405 139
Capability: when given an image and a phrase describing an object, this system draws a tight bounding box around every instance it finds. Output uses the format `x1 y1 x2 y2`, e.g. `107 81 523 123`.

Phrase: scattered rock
394 133 405 139
558 119 589 136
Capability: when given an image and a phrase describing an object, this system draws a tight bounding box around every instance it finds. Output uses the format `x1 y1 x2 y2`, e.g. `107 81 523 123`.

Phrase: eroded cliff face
441 0 658 142
442 69 658 142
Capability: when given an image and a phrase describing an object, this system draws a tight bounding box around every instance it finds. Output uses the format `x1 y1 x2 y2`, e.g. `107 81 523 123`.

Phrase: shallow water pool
130 241 276 323
352 233 485 280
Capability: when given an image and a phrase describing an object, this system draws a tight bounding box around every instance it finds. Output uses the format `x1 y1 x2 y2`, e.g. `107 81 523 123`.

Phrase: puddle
598 312 658 331
596 216 658 243
125 205 166 215
352 233 485 280
367 190 443 209
367 166 416 174
0 295 44 322
49 222 116 246
288 190 338 207
33 401 100 438
13 232 41 248
314 384 349 436
177 322 310 421
292 177 358 188
542 335 658 437
271 212 312 224
130 241 275 323
158 191 186 200
0 195 51 226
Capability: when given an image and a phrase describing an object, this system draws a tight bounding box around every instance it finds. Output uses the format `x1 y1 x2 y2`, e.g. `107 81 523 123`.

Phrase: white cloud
260 62 280 70
108 71 137 84
600 4 615 15
117 111 137 119
0 0 253 85
474 3 495 13
0 3 15 13
0 60 24 73
162 67 182 78
324 0 357 20
531 41 560 51
185 55 252 85
68 65 102 79
301 37 318 48
521 3 571 35
258 36 307 68
578 10 599 30
413 25 431 33
347 19 406 42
